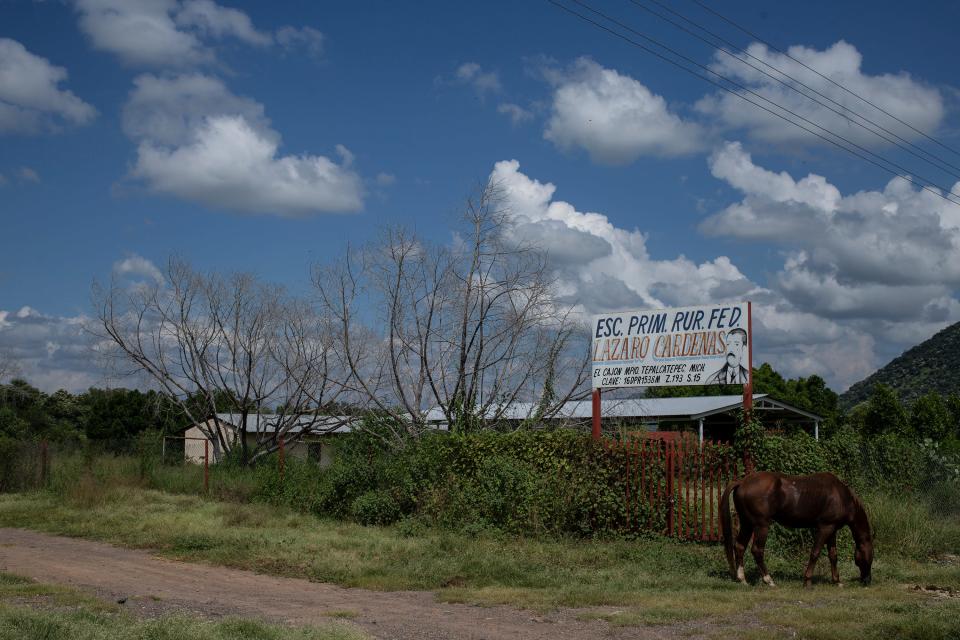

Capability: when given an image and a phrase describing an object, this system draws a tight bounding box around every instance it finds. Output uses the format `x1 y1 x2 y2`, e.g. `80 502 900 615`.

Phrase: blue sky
2 0 960 393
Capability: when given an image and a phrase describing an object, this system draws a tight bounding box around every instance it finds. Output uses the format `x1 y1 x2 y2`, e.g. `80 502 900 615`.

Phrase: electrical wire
690 0 960 160
548 0 960 206
626 0 960 180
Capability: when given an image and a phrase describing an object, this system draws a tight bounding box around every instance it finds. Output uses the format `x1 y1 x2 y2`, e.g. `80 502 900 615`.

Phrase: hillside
841 321 960 408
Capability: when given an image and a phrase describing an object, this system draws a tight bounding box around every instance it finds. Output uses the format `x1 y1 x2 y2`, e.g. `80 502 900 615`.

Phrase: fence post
591 389 601 440
203 439 209 494
138 435 145 480
40 439 48 487
278 434 285 484
666 440 675 537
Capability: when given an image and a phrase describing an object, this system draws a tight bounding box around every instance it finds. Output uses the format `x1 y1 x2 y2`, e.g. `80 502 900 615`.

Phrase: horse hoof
835 582 845 588
803 581 812 589
762 575 776 587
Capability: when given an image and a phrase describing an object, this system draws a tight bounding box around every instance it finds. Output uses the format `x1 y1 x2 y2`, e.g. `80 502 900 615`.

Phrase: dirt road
0 528 686 639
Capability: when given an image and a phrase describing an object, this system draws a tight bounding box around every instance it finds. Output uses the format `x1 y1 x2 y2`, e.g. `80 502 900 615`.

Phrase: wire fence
0 432 296 497
0 436 189 492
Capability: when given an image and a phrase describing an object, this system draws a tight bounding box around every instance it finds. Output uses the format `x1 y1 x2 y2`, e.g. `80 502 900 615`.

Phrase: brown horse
720 471 873 587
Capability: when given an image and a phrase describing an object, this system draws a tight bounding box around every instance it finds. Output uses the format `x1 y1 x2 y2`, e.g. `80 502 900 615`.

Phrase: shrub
755 432 828 476
420 455 539 533
0 437 28 492
733 411 764 470
863 384 909 437
910 393 952 441
350 489 402 525
859 433 928 491
821 424 862 485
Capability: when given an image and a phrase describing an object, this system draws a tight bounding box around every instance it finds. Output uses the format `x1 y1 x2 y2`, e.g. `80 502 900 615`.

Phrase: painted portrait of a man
706 327 749 384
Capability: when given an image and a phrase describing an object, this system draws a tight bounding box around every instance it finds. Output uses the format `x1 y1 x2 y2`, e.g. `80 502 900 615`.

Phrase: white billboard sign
591 302 750 389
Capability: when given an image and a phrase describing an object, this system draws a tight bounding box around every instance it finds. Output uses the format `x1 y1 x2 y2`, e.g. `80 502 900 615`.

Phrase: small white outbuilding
181 413 357 466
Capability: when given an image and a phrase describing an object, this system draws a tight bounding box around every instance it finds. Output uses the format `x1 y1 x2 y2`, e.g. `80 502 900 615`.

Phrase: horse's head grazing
851 495 873 585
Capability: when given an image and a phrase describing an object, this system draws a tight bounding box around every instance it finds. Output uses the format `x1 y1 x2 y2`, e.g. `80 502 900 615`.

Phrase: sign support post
743 301 753 418
743 301 754 473
591 388 601 441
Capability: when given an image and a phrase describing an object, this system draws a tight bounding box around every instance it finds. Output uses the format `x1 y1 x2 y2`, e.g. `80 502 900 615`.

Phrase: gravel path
0 528 692 639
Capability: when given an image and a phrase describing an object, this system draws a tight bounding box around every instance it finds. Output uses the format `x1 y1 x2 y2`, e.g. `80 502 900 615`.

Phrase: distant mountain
841 321 960 408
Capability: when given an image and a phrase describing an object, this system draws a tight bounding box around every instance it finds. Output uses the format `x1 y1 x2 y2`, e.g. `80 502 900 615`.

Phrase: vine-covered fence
605 438 743 540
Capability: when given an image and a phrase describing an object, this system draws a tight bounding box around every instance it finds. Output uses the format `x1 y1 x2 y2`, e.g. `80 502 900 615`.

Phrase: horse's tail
720 478 742 579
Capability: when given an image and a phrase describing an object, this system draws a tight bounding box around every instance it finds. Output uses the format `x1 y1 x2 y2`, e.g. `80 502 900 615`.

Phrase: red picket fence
605 437 743 540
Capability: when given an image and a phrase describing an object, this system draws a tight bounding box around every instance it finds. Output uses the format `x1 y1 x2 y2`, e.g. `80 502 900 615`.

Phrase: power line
690 0 960 160
547 0 960 207
626 0 960 181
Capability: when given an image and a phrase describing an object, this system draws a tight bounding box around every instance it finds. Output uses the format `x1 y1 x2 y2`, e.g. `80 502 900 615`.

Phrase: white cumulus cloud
488 158 960 390
73 0 323 67
123 73 364 216
698 141 960 381
696 41 945 147
490 158 758 313
497 102 533 125
704 142 960 301
0 38 97 134
113 254 164 286
174 0 272 47
453 62 502 95
122 73 269 146
74 0 212 67
0 306 101 393
543 58 704 164
133 115 364 215
275 26 324 59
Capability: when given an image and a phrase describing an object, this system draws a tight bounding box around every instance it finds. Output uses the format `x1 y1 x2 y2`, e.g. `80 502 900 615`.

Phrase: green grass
0 484 959 638
0 571 368 640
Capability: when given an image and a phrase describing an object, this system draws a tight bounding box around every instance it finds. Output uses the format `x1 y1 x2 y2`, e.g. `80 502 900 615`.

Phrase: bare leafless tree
314 183 590 443
94 258 349 464
0 349 20 384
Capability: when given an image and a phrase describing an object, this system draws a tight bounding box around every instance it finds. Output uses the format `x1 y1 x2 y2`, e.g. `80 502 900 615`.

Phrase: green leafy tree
753 363 787 398
909 392 951 441
946 393 960 439
646 363 841 430
0 379 84 442
863 384 908 437
80 388 183 441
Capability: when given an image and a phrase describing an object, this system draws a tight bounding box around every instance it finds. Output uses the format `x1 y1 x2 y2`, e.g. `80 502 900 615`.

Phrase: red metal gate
606 437 743 540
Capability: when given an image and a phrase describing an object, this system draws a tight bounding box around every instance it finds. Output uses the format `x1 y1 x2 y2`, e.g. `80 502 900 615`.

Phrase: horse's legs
734 521 753 584
803 525 834 587
827 531 841 585
751 525 775 586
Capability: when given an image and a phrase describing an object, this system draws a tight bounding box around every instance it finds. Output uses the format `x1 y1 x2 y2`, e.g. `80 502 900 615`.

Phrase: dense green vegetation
647 363 841 425
8 407 953 549
842 319 960 407
0 379 183 444
3 365 960 538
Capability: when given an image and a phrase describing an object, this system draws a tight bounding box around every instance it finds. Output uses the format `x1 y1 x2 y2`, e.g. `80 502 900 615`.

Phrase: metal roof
424 394 823 423
212 413 357 434
207 394 823 432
